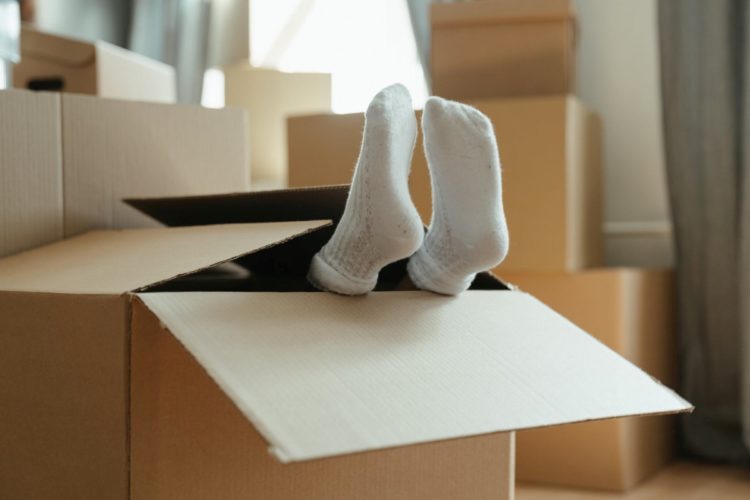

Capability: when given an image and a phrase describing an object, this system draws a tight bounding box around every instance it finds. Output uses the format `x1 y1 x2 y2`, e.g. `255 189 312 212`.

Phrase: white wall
575 0 674 267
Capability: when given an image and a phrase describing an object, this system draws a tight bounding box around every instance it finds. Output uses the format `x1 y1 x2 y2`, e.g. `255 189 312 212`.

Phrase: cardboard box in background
14 25 176 103
500 269 678 491
288 95 603 272
61 93 250 236
0 187 690 500
430 0 576 100
0 89 250 256
0 90 62 258
224 62 331 187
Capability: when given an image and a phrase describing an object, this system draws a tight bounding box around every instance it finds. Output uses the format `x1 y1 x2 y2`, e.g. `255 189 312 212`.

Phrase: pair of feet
307 84 509 296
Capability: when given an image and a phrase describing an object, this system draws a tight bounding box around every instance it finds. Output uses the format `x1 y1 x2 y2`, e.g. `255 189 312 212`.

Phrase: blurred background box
288 95 602 272
0 89 62 258
61 93 249 236
430 0 575 100
224 61 331 187
500 268 678 491
14 25 176 103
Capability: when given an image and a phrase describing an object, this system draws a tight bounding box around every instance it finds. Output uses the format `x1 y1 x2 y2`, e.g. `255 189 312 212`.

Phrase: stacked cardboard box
430 0 575 99
0 90 249 258
1 29 249 258
224 62 331 187
432 0 678 491
285 0 678 491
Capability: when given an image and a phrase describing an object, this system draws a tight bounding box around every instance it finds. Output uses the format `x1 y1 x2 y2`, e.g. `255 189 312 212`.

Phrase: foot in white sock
308 84 424 295
407 97 509 295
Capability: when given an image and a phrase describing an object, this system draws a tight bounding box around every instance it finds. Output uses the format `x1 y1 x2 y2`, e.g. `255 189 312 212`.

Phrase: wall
575 0 673 267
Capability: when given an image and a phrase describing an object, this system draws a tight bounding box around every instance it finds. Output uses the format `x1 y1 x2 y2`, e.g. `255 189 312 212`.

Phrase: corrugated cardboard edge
126 184 350 204
124 185 350 227
132 221 333 293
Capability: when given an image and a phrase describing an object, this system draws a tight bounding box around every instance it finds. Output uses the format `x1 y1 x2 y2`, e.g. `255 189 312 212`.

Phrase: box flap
20 24 95 67
431 0 574 28
125 185 349 227
138 290 692 463
0 221 328 294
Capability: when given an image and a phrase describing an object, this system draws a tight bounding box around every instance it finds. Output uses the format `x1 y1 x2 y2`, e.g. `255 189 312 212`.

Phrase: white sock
407 97 509 295
308 84 424 295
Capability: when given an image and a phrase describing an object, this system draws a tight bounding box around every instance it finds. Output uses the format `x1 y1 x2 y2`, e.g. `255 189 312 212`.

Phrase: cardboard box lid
19 24 96 67
0 221 329 294
431 0 574 28
19 25 173 74
138 289 691 463
126 184 350 226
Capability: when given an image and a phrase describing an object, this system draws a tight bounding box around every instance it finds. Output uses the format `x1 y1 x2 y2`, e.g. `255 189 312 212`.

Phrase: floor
516 461 750 500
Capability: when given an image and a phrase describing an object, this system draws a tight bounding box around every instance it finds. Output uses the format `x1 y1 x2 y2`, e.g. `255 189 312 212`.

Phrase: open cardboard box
0 186 691 500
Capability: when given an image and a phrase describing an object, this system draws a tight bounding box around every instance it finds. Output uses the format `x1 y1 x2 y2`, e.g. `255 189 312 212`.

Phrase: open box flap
138 290 692 463
125 185 350 227
0 221 329 294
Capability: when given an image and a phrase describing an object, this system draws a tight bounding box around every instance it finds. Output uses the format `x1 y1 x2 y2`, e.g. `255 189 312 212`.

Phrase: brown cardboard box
0 90 249 256
0 186 689 500
224 62 331 185
14 25 176 103
430 0 576 100
500 269 678 491
60 93 250 236
288 95 603 272
0 90 62 258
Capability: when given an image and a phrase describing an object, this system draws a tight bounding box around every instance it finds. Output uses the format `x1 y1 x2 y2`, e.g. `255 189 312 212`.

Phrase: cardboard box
0 89 249 253
224 62 331 185
500 269 678 491
60 92 250 236
430 0 575 100
0 186 689 500
0 89 62 258
288 95 602 272
14 25 176 103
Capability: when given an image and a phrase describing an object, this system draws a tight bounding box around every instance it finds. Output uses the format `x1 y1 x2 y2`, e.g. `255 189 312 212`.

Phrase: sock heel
308 253 378 296
407 246 474 296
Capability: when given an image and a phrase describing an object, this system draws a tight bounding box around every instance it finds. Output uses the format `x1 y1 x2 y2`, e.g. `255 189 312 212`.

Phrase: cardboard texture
0 89 250 249
430 0 576 99
288 95 603 271
224 62 331 184
0 187 690 499
131 300 515 500
61 93 250 236
14 25 176 103
0 89 62 258
501 269 678 491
